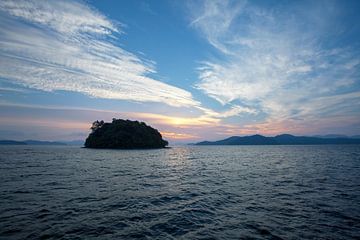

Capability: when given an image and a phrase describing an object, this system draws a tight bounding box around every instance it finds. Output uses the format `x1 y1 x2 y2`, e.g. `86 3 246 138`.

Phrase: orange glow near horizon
160 131 199 140
134 112 220 127
2 106 357 142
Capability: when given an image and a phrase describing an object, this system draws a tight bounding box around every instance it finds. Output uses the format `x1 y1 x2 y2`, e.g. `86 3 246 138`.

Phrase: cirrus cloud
0 0 200 108
189 0 360 133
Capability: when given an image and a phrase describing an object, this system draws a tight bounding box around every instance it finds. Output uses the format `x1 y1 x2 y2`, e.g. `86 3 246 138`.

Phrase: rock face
84 119 168 149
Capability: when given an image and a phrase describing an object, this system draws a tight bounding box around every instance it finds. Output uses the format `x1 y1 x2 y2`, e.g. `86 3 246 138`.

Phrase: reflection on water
0 145 360 239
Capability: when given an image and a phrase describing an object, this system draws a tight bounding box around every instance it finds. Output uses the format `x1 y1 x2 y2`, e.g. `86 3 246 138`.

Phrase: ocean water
0 145 359 240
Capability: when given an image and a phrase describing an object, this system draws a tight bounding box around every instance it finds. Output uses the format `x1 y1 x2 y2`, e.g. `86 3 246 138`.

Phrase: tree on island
84 118 168 149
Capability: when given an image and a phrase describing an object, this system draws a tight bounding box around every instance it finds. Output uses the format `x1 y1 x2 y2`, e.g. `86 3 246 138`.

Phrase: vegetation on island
84 118 168 149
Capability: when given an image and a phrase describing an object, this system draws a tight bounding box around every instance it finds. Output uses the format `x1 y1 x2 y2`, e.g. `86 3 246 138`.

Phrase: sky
0 0 359 143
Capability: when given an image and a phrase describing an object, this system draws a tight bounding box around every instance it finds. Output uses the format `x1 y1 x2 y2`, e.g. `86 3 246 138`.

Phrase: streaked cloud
0 86 29 93
189 0 360 131
160 132 199 140
0 0 359 141
0 0 199 107
0 0 117 35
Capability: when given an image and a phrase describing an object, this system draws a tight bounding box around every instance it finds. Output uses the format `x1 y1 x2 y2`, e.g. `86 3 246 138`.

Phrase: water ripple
0 145 360 239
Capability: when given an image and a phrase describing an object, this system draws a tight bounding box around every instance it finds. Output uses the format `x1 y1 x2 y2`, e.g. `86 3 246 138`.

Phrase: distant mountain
312 134 360 139
197 134 277 145
313 134 349 139
24 140 66 145
195 134 360 145
0 140 27 145
0 140 67 145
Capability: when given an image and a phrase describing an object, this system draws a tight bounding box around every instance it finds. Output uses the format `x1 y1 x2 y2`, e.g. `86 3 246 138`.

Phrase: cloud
0 0 118 35
160 132 199 140
0 86 29 93
1 0 358 139
189 0 245 55
0 0 200 108
197 104 257 118
0 0 274 140
189 0 360 132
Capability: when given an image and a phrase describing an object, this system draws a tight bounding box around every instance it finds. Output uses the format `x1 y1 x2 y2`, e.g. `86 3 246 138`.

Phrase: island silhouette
84 118 168 149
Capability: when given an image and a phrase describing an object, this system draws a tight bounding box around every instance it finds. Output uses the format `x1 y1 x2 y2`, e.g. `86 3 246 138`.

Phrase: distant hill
313 134 360 139
0 140 66 145
195 134 360 145
0 140 27 145
313 134 349 139
24 140 66 145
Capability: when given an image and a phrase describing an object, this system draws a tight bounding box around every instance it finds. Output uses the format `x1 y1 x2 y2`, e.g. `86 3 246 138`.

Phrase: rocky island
84 118 168 149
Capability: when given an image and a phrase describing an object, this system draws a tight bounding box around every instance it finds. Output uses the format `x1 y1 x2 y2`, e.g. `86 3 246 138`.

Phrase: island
195 134 360 145
84 118 168 149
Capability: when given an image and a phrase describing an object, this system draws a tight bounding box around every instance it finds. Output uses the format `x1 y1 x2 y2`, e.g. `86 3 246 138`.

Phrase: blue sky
0 0 359 143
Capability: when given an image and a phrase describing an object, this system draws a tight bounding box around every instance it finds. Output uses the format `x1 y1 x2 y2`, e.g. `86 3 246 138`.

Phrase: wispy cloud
0 0 200 107
189 0 360 133
0 86 29 93
0 0 271 140
1 0 359 140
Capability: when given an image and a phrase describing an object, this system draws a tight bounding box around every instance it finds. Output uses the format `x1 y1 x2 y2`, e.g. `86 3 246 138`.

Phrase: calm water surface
0 145 360 239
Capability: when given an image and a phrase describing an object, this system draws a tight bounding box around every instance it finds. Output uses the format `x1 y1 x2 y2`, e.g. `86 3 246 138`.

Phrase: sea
0 145 359 239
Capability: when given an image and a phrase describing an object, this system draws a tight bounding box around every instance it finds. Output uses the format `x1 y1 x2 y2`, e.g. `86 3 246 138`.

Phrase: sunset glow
0 0 359 143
